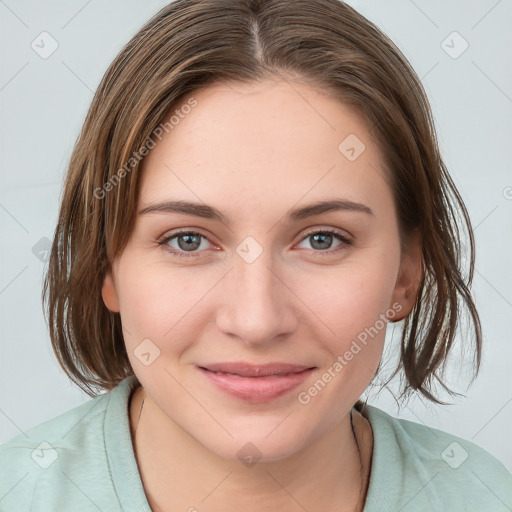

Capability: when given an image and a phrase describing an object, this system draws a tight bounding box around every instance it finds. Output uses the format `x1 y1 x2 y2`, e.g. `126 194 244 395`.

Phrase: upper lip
199 362 315 377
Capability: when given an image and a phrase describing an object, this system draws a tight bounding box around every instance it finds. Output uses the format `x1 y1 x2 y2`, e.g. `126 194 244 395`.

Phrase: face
102 78 421 462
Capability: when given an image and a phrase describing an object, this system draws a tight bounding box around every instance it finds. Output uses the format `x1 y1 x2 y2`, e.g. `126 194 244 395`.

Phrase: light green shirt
1 375 511 511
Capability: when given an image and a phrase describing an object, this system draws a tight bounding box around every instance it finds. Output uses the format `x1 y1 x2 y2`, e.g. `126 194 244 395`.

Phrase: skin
102 78 422 511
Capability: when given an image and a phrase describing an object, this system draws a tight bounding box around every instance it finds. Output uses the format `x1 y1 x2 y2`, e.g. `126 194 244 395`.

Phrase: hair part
43 0 481 402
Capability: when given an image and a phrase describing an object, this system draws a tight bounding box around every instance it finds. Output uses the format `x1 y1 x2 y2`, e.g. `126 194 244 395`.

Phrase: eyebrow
138 199 374 224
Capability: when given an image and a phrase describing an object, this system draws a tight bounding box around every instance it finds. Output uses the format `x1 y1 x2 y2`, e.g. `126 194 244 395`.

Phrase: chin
196 426 313 465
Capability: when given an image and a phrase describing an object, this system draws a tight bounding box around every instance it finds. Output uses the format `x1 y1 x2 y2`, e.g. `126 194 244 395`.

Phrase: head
44 0 481 461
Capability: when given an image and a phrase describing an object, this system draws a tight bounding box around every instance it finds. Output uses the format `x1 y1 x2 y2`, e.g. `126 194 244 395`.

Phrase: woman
1 1 511 510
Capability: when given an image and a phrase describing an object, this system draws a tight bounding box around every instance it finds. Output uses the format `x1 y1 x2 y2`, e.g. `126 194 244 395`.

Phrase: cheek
295 252 399 342
113 255 201 353
291 260 397 421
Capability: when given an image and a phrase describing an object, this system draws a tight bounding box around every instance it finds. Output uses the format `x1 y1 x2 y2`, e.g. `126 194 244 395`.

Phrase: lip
198 362 316 403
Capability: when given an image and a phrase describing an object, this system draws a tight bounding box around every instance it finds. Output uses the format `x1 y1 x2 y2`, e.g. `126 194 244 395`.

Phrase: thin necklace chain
350 408 366 512
134 389 367 512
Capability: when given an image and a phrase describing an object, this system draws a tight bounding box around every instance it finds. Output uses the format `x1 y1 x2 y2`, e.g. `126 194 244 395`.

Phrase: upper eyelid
160 229 216 245
301 227 350 239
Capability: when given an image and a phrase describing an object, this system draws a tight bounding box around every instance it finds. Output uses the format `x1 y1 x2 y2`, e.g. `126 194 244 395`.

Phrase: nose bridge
216 243 296 345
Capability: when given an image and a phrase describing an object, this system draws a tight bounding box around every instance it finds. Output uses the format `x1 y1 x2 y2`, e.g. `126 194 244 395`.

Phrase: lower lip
199 367 315 403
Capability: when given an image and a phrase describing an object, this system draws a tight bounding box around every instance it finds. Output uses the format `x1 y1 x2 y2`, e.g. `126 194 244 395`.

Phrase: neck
129 386 372 512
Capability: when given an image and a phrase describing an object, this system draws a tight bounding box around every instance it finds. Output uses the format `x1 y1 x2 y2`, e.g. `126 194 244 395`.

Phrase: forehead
138 79 392 222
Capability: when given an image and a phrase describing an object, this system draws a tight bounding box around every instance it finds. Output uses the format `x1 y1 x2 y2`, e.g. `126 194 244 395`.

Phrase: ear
101 270 120 313
389 229 423 322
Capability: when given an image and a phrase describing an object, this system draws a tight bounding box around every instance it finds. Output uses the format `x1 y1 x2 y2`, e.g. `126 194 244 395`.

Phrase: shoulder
0 377 136 511
362 404 512 512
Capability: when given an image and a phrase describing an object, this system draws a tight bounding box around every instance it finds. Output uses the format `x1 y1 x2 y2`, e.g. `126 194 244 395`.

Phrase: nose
215 248 298 348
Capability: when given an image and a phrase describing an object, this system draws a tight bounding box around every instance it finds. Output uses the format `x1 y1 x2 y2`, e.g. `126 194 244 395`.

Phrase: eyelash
158 228 352 259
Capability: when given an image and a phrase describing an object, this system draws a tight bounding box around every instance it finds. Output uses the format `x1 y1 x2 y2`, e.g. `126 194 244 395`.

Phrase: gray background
1 0 511 472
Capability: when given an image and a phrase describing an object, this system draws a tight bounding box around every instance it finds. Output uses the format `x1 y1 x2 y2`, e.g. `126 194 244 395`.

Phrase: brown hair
43 0 481 403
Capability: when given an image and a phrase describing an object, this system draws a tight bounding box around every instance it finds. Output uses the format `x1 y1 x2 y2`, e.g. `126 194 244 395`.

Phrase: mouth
197 362 316 403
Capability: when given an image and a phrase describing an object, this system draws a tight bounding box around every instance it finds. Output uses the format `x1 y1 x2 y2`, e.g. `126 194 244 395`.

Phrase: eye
158 231 214 258
158 228 352 259
296 228 352 255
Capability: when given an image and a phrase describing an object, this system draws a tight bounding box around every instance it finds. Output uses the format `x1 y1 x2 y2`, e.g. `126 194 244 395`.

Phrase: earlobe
389 229 423 322
102 270 120 313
